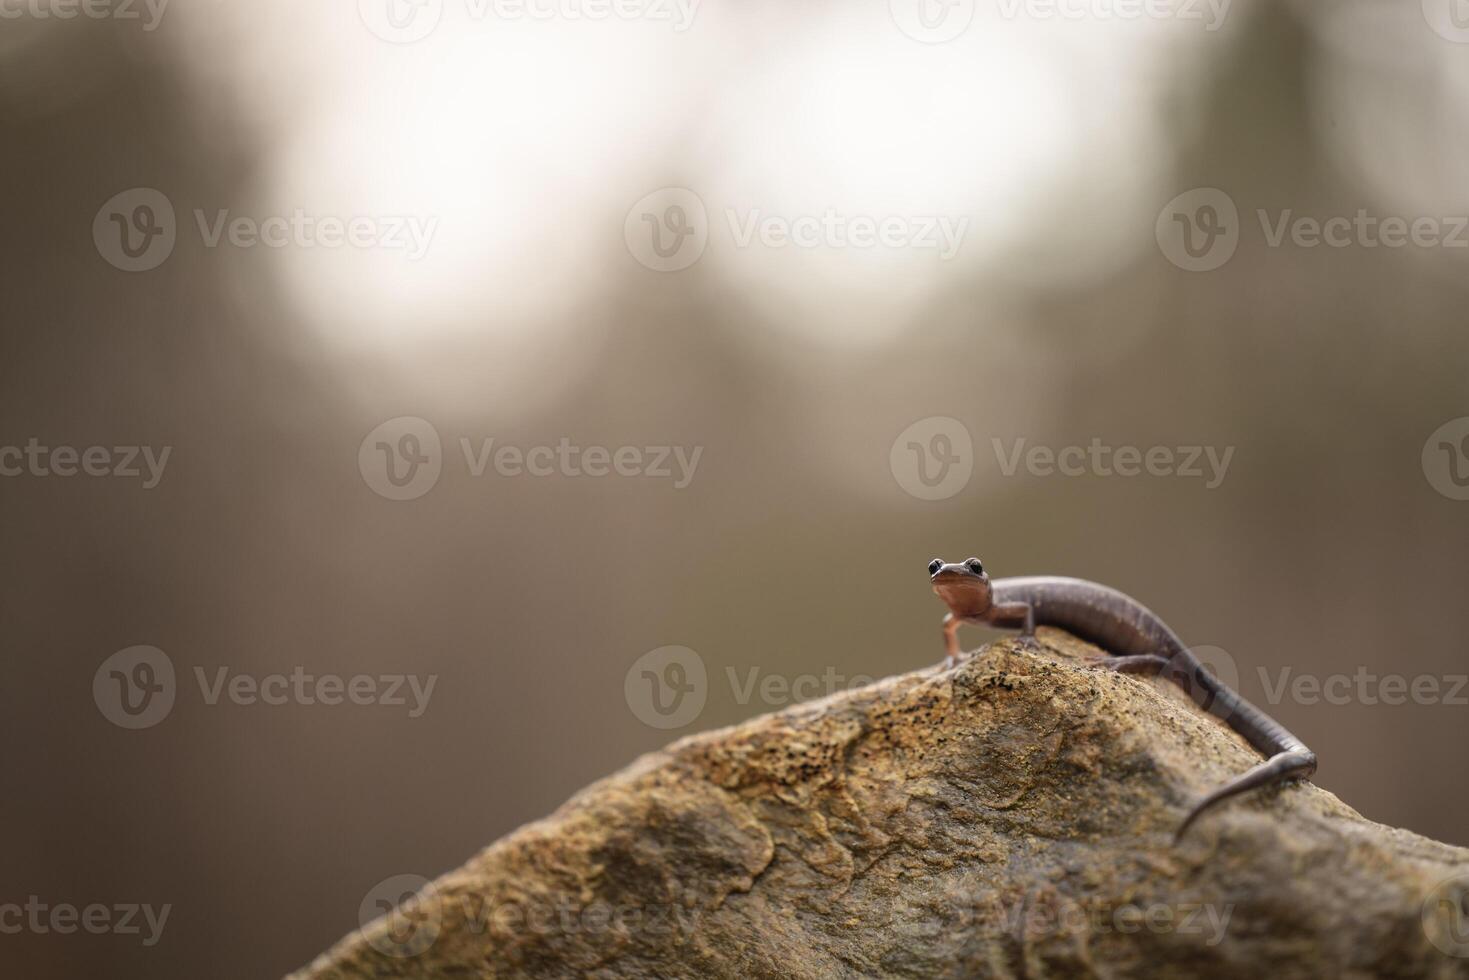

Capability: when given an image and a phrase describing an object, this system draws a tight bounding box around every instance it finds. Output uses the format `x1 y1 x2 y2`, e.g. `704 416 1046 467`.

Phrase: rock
290 630 1469 979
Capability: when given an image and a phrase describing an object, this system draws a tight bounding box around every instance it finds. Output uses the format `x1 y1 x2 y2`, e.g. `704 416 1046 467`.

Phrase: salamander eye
927 558 943 575
964 557 984 575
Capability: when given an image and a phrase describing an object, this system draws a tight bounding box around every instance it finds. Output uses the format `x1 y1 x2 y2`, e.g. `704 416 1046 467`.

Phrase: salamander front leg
942 613 963 668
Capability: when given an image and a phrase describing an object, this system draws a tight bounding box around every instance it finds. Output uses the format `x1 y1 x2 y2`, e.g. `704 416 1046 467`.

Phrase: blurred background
3 0 1469 975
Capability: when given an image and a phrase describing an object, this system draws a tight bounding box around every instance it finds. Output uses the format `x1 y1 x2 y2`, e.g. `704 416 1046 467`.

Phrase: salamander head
928 557 992 619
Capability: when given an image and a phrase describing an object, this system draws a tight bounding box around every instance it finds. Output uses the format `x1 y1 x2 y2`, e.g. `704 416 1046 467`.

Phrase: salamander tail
1174 749 1317 842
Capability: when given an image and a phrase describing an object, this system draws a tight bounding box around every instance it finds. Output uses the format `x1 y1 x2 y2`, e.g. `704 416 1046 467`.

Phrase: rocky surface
291 629 1469 979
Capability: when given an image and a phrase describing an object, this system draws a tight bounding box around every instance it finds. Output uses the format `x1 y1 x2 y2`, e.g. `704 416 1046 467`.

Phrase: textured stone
291 629 1469 979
